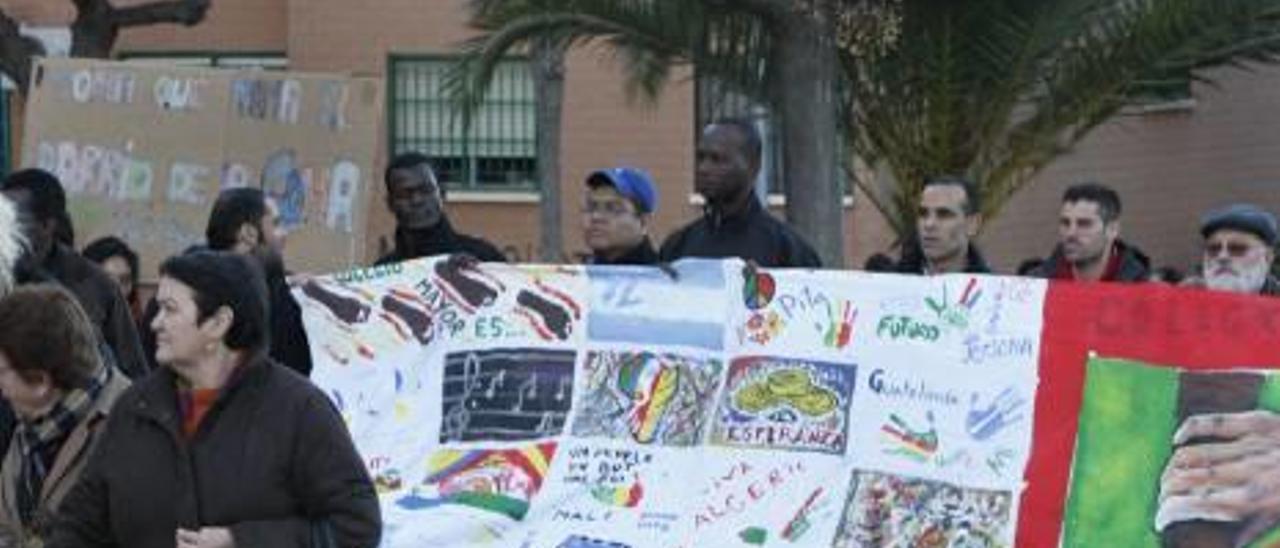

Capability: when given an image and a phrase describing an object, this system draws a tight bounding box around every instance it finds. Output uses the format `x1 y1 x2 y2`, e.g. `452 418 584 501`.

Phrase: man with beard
660 119 821 268
142 189 312 376
204 188 311 376
894 176 991 275
1155 204 1280 547
1186 203 1279 295
1029 183 1150 282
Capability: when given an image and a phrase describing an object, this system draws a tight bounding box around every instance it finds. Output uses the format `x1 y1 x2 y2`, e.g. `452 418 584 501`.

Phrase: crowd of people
0 117 1268 546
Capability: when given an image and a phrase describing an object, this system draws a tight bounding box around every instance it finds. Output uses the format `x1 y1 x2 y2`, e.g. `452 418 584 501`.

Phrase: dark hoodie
589 238 659 266
376 217 506 266
894 235 993 275
659 193 822 268
1028 239 1150 282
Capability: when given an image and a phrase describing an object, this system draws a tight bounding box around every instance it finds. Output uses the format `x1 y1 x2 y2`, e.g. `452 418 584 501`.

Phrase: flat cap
1201 203 1278 245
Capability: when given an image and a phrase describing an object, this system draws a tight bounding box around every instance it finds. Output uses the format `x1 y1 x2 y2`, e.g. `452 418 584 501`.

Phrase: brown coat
0 373 130 547
47 358 381 548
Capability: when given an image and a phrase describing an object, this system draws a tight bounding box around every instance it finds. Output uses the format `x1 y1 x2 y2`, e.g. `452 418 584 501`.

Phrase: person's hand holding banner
1157 410 1280 543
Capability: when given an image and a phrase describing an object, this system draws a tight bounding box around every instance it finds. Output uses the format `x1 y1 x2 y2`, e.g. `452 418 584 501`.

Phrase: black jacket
1029 239 1150 282
1263 277 1280 297
659 195 822 268
43 244 148 379
588 238 659 266
265 263 313 377
48 357 381 548
895 237 993 275
376 218 506 266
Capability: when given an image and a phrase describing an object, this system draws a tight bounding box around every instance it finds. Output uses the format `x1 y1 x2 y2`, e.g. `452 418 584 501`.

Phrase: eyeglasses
582 201 635 217
1204 240 1262 258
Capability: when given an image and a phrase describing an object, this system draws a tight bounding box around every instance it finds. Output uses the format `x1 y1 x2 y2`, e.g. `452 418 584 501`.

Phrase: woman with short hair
0 284 130 546
50 251 380 548
82 236 142 322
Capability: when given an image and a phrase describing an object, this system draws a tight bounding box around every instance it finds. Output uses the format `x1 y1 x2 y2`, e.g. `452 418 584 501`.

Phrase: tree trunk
533 37 566 263
774 1 844 267
0 0 211 97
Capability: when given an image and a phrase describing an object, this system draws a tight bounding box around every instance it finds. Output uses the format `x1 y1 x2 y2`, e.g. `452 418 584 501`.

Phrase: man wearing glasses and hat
1189 203 1279 296
582 167 659 266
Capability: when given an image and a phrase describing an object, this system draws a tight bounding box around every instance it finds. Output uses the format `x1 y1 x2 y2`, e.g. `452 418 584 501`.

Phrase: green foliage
451 0 1280 238
847 0 1280 236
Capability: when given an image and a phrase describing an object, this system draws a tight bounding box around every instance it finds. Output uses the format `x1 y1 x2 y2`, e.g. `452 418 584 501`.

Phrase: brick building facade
3 0 1279 274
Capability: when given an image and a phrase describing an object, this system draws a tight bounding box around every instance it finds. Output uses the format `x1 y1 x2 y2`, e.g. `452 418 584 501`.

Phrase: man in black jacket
1 169 147 379
376 152 505 265
660 119 821 268
895 175 992 275
202 188 313 377
1028 183 1149 283
583 167 659 265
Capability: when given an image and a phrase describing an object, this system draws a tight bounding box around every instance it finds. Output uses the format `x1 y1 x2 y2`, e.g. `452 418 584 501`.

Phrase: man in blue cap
582 167 659 265
1191 203 1279 295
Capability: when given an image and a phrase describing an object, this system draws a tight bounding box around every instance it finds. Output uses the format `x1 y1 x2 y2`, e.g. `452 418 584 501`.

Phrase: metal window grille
389 57 537 191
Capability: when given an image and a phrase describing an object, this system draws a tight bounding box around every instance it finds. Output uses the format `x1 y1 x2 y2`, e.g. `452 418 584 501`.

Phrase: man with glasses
582 167 659 265
1188 203 1279 295
1155 203 1280 547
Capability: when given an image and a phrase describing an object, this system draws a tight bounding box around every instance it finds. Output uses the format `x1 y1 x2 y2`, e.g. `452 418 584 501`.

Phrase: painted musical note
439 349 576 442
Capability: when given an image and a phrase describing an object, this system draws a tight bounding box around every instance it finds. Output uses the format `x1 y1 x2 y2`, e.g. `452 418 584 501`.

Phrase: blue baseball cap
586 167 657 214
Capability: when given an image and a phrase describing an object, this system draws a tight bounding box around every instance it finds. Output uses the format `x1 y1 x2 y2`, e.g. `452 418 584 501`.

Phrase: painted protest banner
298 258 1280 546
21 57 382 277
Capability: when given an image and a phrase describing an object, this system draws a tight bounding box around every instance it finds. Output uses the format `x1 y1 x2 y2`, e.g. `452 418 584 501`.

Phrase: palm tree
844 0 1280 238
448 0 848 265
0 0 212 94
451 0 1280 263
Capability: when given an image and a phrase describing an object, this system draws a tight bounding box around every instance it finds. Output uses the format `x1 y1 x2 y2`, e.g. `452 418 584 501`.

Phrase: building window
389 56 537 191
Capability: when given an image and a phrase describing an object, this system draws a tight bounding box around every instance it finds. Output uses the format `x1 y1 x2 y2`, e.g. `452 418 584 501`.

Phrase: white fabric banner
298 257 1047 547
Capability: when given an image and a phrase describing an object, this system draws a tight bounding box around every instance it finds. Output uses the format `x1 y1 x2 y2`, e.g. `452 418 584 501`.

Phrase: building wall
118 0 288 53
284 0 698 264
6 2 1274 273
980 65 1280 276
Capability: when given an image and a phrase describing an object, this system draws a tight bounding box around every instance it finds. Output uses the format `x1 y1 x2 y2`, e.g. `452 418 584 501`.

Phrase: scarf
15 363 111 527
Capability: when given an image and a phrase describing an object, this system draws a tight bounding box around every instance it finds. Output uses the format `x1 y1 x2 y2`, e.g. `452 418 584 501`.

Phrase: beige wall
9 1 1275 272
981 65 1280 275
285 0 704 263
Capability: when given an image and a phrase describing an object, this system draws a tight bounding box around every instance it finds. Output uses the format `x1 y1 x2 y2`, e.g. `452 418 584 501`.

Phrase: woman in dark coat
49 251 380 548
